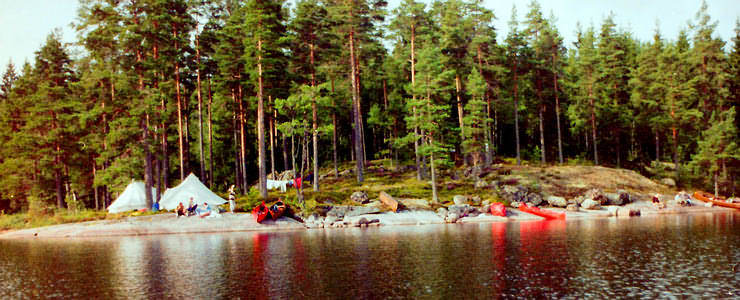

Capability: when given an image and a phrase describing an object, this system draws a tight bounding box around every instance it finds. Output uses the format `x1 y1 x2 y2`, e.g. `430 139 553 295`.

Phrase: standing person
228 185 236 213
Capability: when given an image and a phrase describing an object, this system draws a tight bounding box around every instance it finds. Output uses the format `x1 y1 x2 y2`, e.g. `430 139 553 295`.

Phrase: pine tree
504 5 530 166
690 108 739 197
463 67 488 166
568 25 600 164
1 61 18 101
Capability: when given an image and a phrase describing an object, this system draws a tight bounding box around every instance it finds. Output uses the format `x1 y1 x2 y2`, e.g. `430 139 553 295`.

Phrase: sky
0 0 738 73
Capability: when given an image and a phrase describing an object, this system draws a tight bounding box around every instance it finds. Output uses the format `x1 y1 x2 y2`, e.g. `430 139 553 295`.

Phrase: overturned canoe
252 202 269 223
519 203 566 220
490 202 507 217
693 191 740 209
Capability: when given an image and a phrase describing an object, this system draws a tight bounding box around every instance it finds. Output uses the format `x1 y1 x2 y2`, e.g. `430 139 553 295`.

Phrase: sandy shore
0 199 734 239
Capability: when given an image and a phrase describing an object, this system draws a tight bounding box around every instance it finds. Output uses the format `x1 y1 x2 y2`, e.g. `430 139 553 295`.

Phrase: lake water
1 212 739 298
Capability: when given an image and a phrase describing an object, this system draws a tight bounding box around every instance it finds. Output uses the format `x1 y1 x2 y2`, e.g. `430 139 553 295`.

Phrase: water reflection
1 212 738 298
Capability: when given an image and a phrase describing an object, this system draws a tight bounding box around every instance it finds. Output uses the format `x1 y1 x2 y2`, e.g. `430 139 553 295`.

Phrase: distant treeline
0 0 738 212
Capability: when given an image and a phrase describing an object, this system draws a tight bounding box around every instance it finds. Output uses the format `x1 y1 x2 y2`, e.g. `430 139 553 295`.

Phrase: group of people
176 197 214 218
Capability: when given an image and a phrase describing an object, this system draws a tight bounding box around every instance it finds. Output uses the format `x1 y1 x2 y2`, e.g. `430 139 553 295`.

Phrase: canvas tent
160 173 226 210
107 180 158 213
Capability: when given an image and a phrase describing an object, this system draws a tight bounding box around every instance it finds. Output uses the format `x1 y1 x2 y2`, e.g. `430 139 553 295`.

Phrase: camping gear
269 200 286 220
490 202 507 217
253 202 269 223
518 203 566 220
107 180 158 213
693 191 740 209
159 174 227 210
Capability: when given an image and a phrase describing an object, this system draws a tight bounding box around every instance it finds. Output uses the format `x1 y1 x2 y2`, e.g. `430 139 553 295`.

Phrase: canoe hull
693 191 740 209
519 203 566 220
269 201 286 220
252 202 269 223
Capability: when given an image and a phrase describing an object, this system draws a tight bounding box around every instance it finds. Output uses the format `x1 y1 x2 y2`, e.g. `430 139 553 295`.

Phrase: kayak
269 200 287 220
693 191 740 209
252 202 269 223
518 203 566 220
490 202 507 217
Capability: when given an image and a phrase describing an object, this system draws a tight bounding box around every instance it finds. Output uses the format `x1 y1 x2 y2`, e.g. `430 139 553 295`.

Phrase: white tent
159 173 226 210
107 180 157 213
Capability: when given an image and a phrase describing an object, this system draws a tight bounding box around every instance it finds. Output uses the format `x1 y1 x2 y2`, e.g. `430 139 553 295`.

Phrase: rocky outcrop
584 188 608 205
546 196 568 207
661 178 676 187
581 198 601 210
350 191 369 204
566 204 579 211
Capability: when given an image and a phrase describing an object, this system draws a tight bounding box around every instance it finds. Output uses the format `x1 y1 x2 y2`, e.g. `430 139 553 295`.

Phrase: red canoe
490 202 507 217
693 191 740 209
269 200 287 220
252 202 269 223
519 203 566 220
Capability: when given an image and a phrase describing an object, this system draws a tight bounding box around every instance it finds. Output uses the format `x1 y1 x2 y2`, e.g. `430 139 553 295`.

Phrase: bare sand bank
0 198 734 239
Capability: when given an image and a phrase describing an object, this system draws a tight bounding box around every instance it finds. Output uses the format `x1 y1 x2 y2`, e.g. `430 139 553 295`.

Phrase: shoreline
0 199 735 240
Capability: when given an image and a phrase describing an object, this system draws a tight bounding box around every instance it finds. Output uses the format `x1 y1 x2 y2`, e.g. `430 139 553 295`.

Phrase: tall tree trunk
196 37 206 181
232 89 241 191
257 38 267 198
553 52 563 164
134 28 153 208
349 30 363 183
269 96 276 178
174 29 185 181
238 85 247 189
207 78 214 187
539 104 546 164
411 25 421 180
589 85 598 165
513 65 521 166
331 79 338 178
291 133 296 174
455 74 465 165
310 43 319 191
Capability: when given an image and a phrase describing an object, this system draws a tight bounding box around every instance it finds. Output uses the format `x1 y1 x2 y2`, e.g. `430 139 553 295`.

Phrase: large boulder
584 188 608 205
445 213 460 223
581 198 601 210
453 195 467 206
566 204 579 212
350 191 369 204
500 185 528 203
344 206 381 218
606 190 631 206
546 196 568 207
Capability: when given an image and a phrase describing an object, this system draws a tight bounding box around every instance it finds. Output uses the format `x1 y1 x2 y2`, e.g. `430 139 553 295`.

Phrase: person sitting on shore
652 193 665 209
228 184 236 213
198 202 212 218
176 202 186 217
186 198 198 216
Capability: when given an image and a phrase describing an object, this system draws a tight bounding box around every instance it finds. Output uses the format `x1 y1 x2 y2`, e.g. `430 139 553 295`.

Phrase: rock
704 202 713 208
617 208 640 217
526 193 543 206
353 217 370 227
482 204 491 214
500 185 528 203
584 188 608 205
546 196 568 207
482 200 490 206
566 204 579 212
510 201 521 208
447 205 466 217
661 178 676 187
338 169 353 177
344 206 382 218
445 213 460 223
572 196 586 205
464 166 483 178
471 196 482 206
324 215 338 226
350 191 369 204
327 207 347 218
436 207 448 218
379 191 400 212
581 198 601 210
474 179 489 189
467 208 481 217
453 195 467 206
307 214 318 223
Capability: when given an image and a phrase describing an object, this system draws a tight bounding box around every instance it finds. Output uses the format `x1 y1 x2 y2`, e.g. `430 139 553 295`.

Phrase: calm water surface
1 212 739 299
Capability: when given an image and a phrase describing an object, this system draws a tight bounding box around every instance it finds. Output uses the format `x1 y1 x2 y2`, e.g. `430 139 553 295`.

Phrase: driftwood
379 191 399 212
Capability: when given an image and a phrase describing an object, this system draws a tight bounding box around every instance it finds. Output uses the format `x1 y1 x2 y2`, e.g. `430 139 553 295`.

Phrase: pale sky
1 0 738 74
